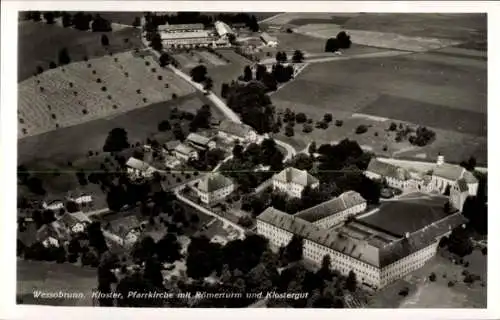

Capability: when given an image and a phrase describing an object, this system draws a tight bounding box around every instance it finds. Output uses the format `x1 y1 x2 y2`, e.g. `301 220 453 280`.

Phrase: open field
92 12 143 25
18 51 195 138
262 13 486 51
17 259 97 306
18 21 143 81
18 93 222 164
368 250 487 308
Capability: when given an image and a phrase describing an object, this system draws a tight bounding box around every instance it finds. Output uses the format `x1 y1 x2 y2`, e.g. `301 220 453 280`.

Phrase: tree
355 125 368 134
132 16 141 27
243 65 253 81
159 53 171 67
336 31 352 49
247 15 259 32
447 226 473 257
325 38 340 52
203 77 213 92
158 120 171 132
308 141 317 155
255 64 267 81
172 123 185 141
345 270 357 292
150 33 163 52
324 113 333 123
58 48 71 65
31 11 42 22
87 222 108 254
283 235 303 263
44 12 55 24
92 15 112 32
285 124 294 137
292 50 305 63
61 12 72 27
295 113 307 123
232 144 244 159
73 12 92 31
101 34 109 47
190 65 208 83
275 51 287 63
103 128 130 152
221 83 229 98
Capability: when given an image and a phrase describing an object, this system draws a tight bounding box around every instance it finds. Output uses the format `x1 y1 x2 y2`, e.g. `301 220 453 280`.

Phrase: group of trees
190 65 213 91
189 104 212 132
26 11 114 32
387 122 436 146
325 31 352 52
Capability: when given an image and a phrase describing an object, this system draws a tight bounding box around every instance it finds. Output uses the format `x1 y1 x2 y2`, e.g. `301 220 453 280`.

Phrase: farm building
174 143 199 161
365 158 413 191
158 23 205 33
295 191 367 229
126 157 158 180
68 193 93 205
217 120 258 144
58 212 89 234
186 132 216 151
260 32 279 47
193 172 235 205
257 193 466 290
108 215 141 247
42 199 64 211
271 167 319 198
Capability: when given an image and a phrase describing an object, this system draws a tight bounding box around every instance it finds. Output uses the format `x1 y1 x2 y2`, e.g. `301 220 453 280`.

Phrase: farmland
18 21 143 81
18 51 195 138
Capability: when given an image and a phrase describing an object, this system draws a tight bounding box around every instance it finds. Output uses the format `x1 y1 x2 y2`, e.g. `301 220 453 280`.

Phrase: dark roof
164 140 181 151
187 133 212 146
357 194 452 237
196 173 234 193
366 159 411 180
59 213 81 229
295 191 366 222
110 216 140 239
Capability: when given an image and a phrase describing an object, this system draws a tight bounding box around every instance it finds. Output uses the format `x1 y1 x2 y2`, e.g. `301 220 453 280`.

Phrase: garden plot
195 51 228 66
18 51 195 138
294 23 461 52
172 53 200 70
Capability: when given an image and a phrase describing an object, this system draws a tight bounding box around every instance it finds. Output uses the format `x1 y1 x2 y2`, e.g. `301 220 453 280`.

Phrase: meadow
18 21 142 81
18 51 195 138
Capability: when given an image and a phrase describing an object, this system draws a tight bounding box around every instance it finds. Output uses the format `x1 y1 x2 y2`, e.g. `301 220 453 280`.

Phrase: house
163 140 181 154
58 211 91 234
186 133 216 151
69 193 93 205
295 191 367 228
36 221 69 248
174 143 199 161
193 173 235 205
109 215 141 247
430 155 478 195
126 157 157 180
365 158 413 190
218 120 258 144
260 32 278 47
272 167 319 198
42 200 64 211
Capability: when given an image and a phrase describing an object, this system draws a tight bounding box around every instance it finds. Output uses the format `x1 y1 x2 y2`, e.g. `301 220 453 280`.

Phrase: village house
126 157 158 180
217 120 258 144
186 132 216 151
42 199 64 211
174 143 199 161
67 193 93 206
109 215 141 247
295 191 367 229
271 167 319 198
193 172 235 205
260 32 279 47
449 179 471 212
58 211 91 234
36 221 69 248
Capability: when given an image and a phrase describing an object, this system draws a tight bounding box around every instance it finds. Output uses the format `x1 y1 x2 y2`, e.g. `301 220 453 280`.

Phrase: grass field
18 21 143 81
368 250 487 308
18 51 195 138
17 259 97 306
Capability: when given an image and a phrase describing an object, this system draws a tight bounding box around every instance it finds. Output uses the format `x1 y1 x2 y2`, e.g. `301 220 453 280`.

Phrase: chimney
436 154 445 166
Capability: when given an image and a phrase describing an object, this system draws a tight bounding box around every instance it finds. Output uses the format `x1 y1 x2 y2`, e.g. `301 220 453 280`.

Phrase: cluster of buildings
256 155 478 289
155 21 236 49
364 155 479 211
42 193 93 212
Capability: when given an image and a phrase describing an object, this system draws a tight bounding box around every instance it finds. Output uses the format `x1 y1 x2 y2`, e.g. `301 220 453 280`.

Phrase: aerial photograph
16 11 487 308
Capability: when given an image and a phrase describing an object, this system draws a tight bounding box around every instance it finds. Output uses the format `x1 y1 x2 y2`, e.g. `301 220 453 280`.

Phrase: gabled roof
260 32 278 43
214 21 234 36
196 173 234 193
366 159 411 181
164 140 181 151
273 167 319 187
187 133 212 146
37 221 69 242
69 211 92 223
174 143 197 155
432 163 465 181
462 170 479 184
218 120 254 138
295 191 366 222
126 157 150 171
59 213 81 229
